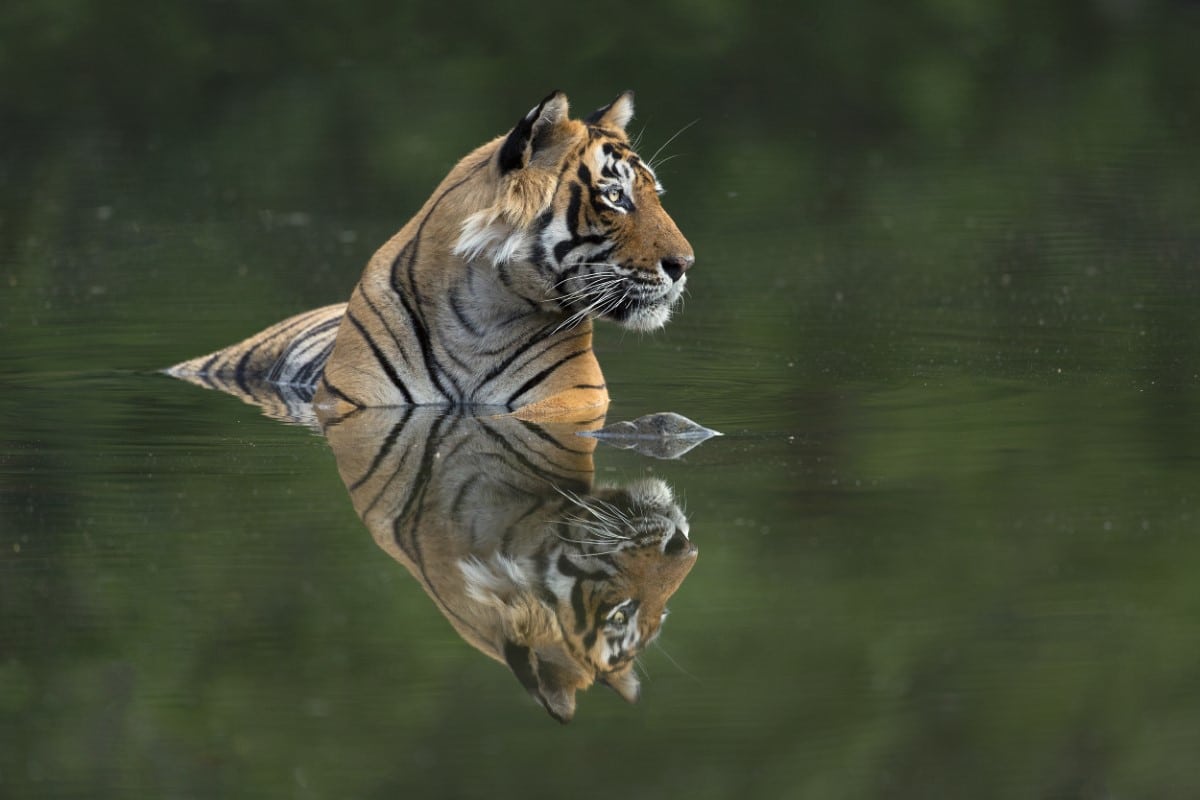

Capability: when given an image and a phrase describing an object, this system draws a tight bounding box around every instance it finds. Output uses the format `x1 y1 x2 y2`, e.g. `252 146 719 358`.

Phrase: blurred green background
3 1 1200 798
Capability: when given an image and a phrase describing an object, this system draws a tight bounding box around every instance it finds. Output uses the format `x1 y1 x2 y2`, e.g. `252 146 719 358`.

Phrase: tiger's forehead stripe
589 141 663 195
591 143 653 190
593 144 628 183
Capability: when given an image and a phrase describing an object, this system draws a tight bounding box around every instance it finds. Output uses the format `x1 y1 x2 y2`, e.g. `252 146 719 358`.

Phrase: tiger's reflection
322 408 697 723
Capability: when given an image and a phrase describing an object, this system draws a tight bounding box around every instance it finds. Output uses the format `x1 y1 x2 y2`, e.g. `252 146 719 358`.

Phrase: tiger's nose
660 255 694 283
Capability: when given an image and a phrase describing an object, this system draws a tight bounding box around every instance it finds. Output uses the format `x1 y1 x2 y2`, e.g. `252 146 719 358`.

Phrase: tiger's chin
603 281 686 332
615 304 674 332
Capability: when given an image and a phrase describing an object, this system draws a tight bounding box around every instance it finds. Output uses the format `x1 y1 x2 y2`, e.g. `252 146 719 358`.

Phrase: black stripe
293 340 334 387
233 346 255 397
475 323 576 391
553 184 584 262
268 316 342 385
385 250 436 390
345 311 415 404
388 162 488 402
475 316 554 359
347 407 413 492
484 419 593 477
571 581 589 634
502 496 557 548
212 307 330 385
253 307 334 357
506 349 589 408
554 553 610 636
391 413 454 556
473 416 583 487
517 418 594 456
448 285 485 338
357 421 416 519
318 374 361 408
448 472 487 520
581 162 611 213
554 238 608 266
199 352 222 375
359 286 415 370
390 415 492 645
504 642 539 694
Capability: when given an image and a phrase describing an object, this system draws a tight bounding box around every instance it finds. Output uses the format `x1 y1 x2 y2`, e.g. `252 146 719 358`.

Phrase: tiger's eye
605 186 624 204
611 610 627 625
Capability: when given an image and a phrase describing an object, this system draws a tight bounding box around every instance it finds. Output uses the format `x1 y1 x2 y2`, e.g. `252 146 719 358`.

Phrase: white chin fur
624 477 675 508
615 275 684 331
618 304 674 332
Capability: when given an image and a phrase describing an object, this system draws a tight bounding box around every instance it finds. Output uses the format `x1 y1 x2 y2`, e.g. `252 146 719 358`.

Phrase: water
5 6 1200 797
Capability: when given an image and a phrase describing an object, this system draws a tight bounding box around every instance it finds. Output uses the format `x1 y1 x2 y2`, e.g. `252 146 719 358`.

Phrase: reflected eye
610 609 628 626
604 185 625 205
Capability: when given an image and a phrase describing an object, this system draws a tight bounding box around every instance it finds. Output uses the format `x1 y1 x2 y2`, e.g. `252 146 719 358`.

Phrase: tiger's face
460 91 695 335
536 133 695 333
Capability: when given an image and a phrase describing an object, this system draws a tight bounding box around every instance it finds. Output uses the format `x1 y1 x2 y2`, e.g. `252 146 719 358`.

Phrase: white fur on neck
454 209 532 266
460 553 531 605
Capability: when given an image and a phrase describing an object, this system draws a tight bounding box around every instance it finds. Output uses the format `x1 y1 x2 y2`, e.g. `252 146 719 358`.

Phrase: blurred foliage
3 0 1200 797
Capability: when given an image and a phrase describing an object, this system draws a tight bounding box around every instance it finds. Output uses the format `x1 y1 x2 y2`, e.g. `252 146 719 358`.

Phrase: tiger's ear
600 663 641 705
498 90 571 173
503 641 579 724
584 90 635 133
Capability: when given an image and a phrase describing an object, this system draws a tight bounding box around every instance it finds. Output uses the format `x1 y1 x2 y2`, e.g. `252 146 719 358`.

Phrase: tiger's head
464 477 697 723
455 91 695 333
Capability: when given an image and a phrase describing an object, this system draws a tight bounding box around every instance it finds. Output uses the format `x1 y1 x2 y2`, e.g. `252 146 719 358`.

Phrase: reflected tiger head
322 408 698 723
461 477 696 722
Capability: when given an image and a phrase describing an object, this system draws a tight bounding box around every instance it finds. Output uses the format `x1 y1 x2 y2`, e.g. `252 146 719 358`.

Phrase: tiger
323 405 698 722
167 90 694 421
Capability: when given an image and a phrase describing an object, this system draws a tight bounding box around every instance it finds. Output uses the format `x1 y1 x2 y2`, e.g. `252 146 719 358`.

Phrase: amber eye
610 609 628 626
604 185 625 205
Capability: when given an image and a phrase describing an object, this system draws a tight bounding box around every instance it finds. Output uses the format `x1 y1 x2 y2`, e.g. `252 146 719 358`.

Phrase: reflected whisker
653 640 701 683
556 533 626 547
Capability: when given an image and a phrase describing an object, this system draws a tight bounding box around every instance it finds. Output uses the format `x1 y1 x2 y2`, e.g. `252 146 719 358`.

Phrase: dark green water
4 3 1200 798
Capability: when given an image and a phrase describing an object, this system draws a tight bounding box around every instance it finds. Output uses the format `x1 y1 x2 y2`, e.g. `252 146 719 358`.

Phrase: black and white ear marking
504 641 540 694
502 640 578 724
584 90 636 132
498 90 570 173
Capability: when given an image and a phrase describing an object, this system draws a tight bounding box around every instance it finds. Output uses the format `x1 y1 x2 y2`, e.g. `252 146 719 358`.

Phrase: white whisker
649 152 684 171
647 119 699 171
563 518 629 541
